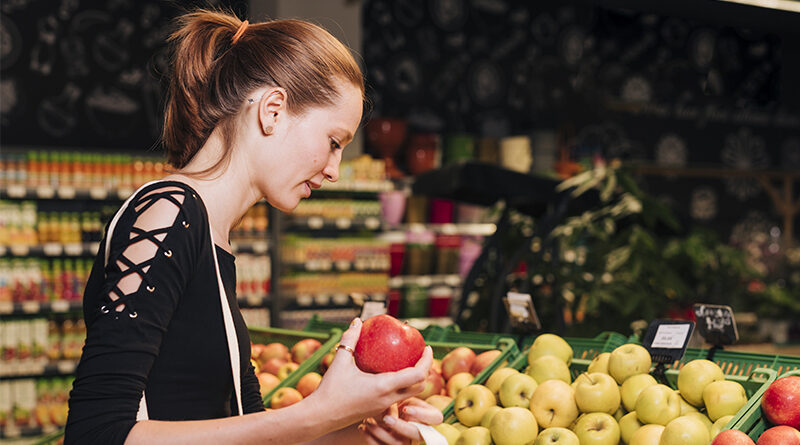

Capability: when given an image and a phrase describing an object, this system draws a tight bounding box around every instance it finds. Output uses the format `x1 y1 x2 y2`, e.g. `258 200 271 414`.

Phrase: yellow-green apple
660 415 710 445
277 362 299 380
257 372 281 397
573 412 620 445
258 342 290 364
296 371 322 397
527 355 571 384
528 333 573 366
270 387 303 409
534 427 580 445
613 406 625 422
571 372 592 390
454 384 496 427
635 384 681 425
432 358 442 375
620 373 657 412
354 314 425 373
262 357 288 375
426 394 453 411
588 353 611 374
453 423 468 432
447 372 475 397
471 350 502 375
529 380 579 429
710 429 755 445
761 375 800 429
677 391 699 414
250 358 261 374
442 347 478 380
319 349 335 373
619 411 643 444
755 426 800 445
455 426 492 445
498 373 538 408
574 372 621 414
490 407 539 445
677 359 724 407
684 411 713 433
480 405 502 428
485 367 519 402
710 414 734 438
434 423 461 445
629 424 664 445
608 344 652 384
418 368 446 399
703 380 747 421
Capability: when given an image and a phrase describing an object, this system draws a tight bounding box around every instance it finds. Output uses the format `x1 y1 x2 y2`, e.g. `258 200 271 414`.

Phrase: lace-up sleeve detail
65 184 205 445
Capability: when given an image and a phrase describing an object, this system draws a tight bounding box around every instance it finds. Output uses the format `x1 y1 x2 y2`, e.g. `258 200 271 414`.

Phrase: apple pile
419 346 504 413
250 337 323 409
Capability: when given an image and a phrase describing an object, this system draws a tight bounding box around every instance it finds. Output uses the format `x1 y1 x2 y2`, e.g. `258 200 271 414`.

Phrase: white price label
651 324 692 349
89 187 108 199
335 218 351 229
57 360 77 374
308 216 324 229
42 243 62 256
57 187 76 199
7 185 26 198
252 241 268 254
51 300 70 312
0 245 6 256
36 186 55 198
335 260 351 271
360 301 387 320
0 301 13 314
10 245 30 256
21 301 40 313
64 243 83 256
117 188 134 200
364 217 381 230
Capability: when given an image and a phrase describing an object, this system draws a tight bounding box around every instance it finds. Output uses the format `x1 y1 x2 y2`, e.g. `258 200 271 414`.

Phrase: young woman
64 10 441 445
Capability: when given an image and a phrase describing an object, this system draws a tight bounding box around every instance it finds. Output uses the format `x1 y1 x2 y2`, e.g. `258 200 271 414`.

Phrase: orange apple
432 359 442 375
262 357 288 376
297 372 323 397
418 368 446 400
447 371 475 397
471 350 501 375
319 350 336 373
426 394 454 411
277 362 300 380
441 347 477 380
258 342 290 364
257 372 281 397
270 387 303 409
251 343 265 360
291 338 322 364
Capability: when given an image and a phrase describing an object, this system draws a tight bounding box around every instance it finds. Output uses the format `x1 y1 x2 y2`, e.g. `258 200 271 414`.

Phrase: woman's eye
330 138 341 150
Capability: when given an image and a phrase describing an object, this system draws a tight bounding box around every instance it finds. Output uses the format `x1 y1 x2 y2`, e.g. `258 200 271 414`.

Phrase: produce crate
422 324 518 346
248 325 342 407
303 314 348 333
671 348 800 377
724 369 800 440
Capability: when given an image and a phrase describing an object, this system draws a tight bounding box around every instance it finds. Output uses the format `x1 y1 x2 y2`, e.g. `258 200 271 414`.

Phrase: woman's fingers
399 398 444 425
329 318 362 367
387 346 432 389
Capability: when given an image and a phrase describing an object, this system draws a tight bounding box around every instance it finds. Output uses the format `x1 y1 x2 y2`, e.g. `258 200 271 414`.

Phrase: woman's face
259 82 363 212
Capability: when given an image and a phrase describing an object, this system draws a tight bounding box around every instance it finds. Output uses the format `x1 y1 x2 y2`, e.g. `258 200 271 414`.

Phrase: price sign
360 301 387 320
89 187 108 200
7 184 26 198
503 292 541 332
335 217 351 229
36 186 55 198
642 320 695 364
364 217 381 230
694 304 738 346
57 187 76 199
307 216 324 229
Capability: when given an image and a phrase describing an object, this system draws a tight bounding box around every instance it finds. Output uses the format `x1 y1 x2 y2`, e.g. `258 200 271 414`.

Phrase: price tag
21 301 40 313
7 184 26 197
57 187 76 199
252 241 268 254
694 304 738 346
503 292 541 331
0 301 13 314
36 186 55 198
335 260 351 271
42 243 62 256
89 242 100 253
642 319 695 364
117 188 134 200
308 216 324 229
246 295 264 307
57 360 77 374
51 300 70 313
10 245 30 256
89 187 108 200
364 217 381 230
335 217 351 229
64 243 83 256
0 245 7 256
360 301 387 320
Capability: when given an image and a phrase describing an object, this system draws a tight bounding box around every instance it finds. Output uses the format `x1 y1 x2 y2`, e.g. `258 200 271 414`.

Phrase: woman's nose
323 156 340 182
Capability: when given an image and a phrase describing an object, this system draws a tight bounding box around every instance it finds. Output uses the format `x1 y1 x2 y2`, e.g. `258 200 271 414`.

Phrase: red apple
258 342 290 364
277 362 300 380
270 387 303 409
762 376 800 429
470 350 501 376
712 429 755 445
441 347 476 380
251 343 265 360
291 338 322 364
319 350 335 373
757 426 800 445
262 357 288 375
296 372 323 397
417 368 446 399
257 372 281 397
354 314 425 373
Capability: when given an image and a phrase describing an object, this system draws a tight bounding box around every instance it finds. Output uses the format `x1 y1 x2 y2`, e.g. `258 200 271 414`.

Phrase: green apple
527 355 571 384
659 415 710 445
435 423 461 445
702 380 747 421
574 372 621 414
709 414 734 438
533 427 580 445
454 384 497 427
480 405 502 429
455 426 492 445
683 411 712 433
677 359 724 407
573 412 620 445
571 372 592 390
588 352 611 375
499 373 538 408
634 384 681 425
447 372 476 398
453 423 468 432
528 333 573 366
676 391 699 414
485 367 519 402
629 424 664 445
619 411 643 445
490 407 539 445
613 406 625 422
529 379 579 429
608 344 652 385
620 374 657 412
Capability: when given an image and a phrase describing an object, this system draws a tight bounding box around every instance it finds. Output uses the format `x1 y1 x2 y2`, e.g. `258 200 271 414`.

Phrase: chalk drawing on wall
721 127 769 201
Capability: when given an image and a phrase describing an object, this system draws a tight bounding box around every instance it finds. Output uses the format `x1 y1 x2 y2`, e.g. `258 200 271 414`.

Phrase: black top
65 182 264 445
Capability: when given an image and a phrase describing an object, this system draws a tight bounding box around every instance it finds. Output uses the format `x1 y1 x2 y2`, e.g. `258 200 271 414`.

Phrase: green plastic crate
423 326 518 347
248 325 342 407
672 348 800 378
302 314 348 333
725 369 800 440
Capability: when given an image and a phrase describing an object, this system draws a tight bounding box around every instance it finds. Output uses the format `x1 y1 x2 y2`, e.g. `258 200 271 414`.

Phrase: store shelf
237 294 271 309
388 274 462 288
230 239 270 255
0 242 100 258
386 223 497 236
0 360 78 379
0 300 82 315
283 260 388 273
1 184 131 201
315 180 394 194
0 425 64 442
286 216 382 231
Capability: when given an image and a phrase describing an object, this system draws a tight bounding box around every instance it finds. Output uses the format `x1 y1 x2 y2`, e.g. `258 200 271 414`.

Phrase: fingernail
404 407 416 416
383 416 396 426
350 317 361 328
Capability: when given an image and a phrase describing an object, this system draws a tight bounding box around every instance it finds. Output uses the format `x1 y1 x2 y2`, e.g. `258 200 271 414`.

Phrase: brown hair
162 9 364 172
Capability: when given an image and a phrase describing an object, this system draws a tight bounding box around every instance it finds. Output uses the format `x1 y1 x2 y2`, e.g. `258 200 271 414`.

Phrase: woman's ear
258 87 287 135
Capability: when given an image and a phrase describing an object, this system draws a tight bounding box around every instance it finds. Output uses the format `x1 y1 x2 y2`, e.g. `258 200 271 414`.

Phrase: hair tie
232 20 249 44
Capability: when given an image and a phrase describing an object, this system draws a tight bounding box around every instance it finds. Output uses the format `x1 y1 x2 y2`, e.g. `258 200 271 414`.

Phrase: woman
64 10 442 445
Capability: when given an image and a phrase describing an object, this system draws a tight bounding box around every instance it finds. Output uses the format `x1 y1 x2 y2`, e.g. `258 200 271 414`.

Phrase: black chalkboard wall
362 0 800 242
0 0 246 150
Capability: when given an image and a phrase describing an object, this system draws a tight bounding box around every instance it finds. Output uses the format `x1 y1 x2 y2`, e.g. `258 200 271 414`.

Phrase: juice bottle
26 152 39 187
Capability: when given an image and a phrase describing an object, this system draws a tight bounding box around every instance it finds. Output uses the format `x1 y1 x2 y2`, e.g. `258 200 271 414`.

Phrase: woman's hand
359 398 445 445
306 318 433 427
